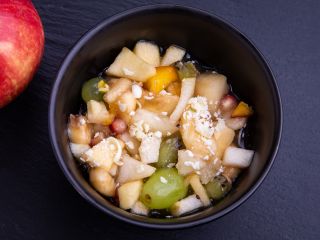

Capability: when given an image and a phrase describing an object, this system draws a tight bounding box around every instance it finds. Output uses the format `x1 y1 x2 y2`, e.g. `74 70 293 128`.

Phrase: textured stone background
0 0 319 239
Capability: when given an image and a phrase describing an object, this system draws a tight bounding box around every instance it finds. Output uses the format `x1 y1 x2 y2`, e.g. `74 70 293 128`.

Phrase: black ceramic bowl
49 5 282 229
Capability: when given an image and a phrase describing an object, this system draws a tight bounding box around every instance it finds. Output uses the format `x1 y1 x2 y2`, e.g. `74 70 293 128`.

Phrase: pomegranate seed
110 118 127 134
220 95 238 113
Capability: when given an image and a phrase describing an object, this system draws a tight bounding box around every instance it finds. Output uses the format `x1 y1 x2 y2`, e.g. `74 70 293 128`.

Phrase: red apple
0 0 44 107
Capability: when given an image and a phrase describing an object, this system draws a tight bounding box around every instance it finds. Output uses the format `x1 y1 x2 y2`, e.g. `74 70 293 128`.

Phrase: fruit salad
67 41 254 217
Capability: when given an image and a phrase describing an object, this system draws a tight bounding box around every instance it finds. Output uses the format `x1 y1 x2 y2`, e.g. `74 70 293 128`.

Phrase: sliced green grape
140 168 187 209
177 61 198 79
155 133 182 168
81 77 106 102
205 175 231 200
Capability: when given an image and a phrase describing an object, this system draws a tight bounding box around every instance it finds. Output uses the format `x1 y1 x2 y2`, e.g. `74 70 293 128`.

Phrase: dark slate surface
0 0 319 239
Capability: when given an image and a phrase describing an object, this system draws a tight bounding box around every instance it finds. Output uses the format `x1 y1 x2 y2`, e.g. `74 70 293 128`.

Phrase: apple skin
0 0 44 108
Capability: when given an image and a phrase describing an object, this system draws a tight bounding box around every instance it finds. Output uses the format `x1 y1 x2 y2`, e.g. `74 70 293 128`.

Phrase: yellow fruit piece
231 101 253 117
118 180 143 209
141 95 179 115
214 127 235 159
166 81 181 96
144 66 178 94
108 102 119 115
188 174 211 206
97 80 109 93
89 167 116 197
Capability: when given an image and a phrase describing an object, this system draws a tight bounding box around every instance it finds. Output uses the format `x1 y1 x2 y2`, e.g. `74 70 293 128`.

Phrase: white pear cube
223 146 254 168
171 194 203 217
160 45 186 66
82 137 122 170
131 201 149 216
195 73 229 114
139 134 162 164
117 155 156 183
106 47 156 82
134 41 160 66
87 100 113 125
69 143 90 158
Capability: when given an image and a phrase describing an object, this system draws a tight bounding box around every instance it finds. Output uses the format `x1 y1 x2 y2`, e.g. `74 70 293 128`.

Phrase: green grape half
140 168 187 209
81 77 105 102
155 133 182 168
205 175 231 200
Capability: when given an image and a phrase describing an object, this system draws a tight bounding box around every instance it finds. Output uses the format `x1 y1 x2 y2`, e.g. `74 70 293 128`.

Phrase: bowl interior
50 5 281 228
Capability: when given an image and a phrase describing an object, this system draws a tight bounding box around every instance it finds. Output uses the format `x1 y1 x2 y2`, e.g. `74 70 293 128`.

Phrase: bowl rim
48 4 283 229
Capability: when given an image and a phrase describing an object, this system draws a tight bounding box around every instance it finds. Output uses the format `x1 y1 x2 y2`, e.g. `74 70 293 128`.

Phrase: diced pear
133 41 160 67
132 109 178 135
139 134 162 164
68 114 92 145
171 194 203 217
87 100 114 125
117 131 140 155
223 146 254 168
195 73 229 114
118 180 143 209
82 137 122 170
131 201 149 216
69 143 90 158
176 150 206 176
180 116 216 158
89 167 116 197
140 94 179 115
106 47 156 82
161 45 186 66
188 174 211 206
117 154 156 183
103 78 132 104
214 127 235 159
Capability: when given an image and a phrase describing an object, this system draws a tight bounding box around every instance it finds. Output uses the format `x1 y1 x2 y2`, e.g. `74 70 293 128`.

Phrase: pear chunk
223 146 254 168
117 154 156 183
134 41 160 67
89 167 116 197
161 45 186 66
87 100 114 125
214 127 235 159
131 201 149 216
118 180 143 209
195 73 229 114
69 143 90 159
171 194 203 217
106 47 156 82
